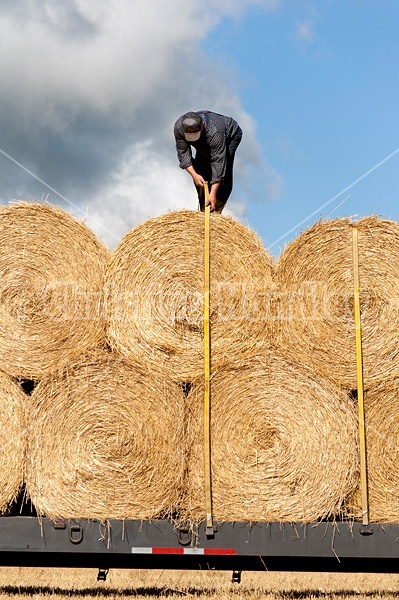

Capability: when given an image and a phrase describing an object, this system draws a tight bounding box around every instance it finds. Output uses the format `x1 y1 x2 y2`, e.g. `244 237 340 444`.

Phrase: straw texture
0 202 109 379
184 353 359 523
0 370 26 513
105 210 275 381
25 351 186 520
274 216 399 389
348 379 399 522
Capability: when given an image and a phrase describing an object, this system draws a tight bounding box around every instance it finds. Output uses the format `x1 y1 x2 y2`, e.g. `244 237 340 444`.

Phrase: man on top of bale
174 110 242 213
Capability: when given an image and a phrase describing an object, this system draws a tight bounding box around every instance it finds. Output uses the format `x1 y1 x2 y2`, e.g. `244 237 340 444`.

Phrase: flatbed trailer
1 517 398 580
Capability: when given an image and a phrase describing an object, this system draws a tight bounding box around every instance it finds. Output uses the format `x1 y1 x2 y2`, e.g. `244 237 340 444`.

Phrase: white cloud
0 0 282 129
296 20 315 42
83 141 194 246
0 0 283 236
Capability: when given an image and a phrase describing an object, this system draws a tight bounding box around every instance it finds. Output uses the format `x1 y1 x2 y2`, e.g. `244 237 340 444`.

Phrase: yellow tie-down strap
352 225 370 529
203 182 214 536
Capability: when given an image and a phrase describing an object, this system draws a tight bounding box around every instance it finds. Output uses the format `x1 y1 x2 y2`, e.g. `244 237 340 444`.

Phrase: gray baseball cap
182 112 203 141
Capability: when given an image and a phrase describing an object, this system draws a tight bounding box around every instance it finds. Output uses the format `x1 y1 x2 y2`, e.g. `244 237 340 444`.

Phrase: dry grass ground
0 568 399 599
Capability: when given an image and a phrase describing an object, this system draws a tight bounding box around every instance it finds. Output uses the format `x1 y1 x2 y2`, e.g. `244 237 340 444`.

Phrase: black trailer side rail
0 517 399 573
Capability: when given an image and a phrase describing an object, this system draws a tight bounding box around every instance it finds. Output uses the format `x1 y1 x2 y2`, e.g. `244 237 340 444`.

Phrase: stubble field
0 568 399 599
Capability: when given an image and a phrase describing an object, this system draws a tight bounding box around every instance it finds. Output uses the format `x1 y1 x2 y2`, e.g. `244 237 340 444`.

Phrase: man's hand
192 173 206 187
185 165 206 187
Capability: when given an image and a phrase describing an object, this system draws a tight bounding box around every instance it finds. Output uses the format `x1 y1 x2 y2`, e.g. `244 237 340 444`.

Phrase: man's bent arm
185 165 206 187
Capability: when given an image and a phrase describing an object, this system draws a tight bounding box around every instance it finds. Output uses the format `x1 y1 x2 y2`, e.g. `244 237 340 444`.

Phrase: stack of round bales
0 370 26 513
274 216 399 389
184 351 359 522
25 351 186 520
0 202 109 379
348 378 399 522
105 210 275 381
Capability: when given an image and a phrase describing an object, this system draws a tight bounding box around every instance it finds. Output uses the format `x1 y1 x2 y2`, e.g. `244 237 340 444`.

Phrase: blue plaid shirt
174 111 242 185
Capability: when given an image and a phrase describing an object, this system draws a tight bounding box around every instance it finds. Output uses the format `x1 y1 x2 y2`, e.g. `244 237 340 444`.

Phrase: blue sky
0 1 398 256
204 1 399 254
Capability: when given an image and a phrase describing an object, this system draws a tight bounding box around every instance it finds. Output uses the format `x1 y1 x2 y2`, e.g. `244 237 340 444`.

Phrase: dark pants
193 131 242 212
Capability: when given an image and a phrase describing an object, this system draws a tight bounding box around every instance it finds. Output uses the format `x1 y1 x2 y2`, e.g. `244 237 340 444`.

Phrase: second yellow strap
352 225 370 527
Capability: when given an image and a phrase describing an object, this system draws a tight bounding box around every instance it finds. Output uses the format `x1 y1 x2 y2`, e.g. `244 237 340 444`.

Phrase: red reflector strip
152 547 184 554
131 547 236 555
204 548 236 555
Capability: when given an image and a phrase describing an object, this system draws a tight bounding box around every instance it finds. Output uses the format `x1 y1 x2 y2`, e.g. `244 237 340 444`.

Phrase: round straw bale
184 353 358 523
0 370 26 513
105 210 275 381
0 202 109 379
25 351 186 520
348 379 399 522
274 216 399 389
